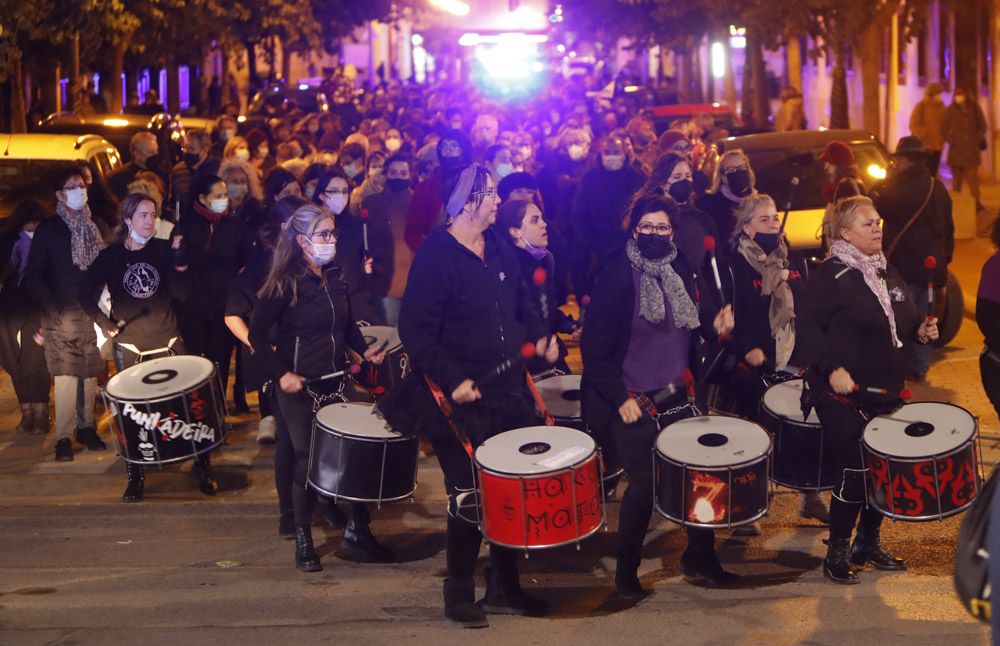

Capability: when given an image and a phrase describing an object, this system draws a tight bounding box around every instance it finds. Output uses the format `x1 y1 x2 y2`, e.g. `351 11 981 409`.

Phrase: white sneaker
257 416 277 444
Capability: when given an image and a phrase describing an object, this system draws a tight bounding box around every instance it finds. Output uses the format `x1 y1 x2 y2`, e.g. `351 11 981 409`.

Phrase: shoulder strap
886 179 936 261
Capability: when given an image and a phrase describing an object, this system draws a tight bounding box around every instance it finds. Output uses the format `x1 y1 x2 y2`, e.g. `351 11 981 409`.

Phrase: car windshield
0 159 78 194
744 142 888 210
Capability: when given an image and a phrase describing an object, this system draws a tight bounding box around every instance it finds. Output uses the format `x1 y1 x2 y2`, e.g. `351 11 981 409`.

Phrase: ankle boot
443 578 488 628
122 463 145 503
614 552 649 599
32 403 50 434
15 404 34 433
823 537 860 584
192 459 218 496
278 510 295 540
295 526 322 572
680 545 741 586
850 523 906 571
340 504 393 563
480 566 549 615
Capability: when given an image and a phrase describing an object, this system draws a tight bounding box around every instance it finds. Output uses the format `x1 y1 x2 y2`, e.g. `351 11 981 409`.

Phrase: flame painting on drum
866 450 979 520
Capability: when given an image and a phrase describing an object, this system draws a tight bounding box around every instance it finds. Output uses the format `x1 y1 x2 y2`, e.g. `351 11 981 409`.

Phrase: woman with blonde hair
697 148 756 241
249 203 388 572
223 135 251 163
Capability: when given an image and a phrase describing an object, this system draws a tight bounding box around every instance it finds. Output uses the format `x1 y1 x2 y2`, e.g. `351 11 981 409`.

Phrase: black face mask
668 179 693 204
753 231 782 254
142 153 162 170
184 152 201 167
386 178 410 193
440 154 463 169
725 169 753 197
636 233 673 260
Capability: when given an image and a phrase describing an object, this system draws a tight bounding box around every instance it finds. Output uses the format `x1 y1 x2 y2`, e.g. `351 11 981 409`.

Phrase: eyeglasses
636 223 673 235
470 188 497 199
323 188 350 196
311 229 337 242
722 166 750 175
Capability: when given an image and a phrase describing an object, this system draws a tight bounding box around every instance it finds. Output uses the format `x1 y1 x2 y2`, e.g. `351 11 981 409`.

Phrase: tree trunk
245 39 259 92
748 33 769 128
786 35 802 92
829 44 849 129
281 42 292 83
953 1 978 95
10 58 27 133
676 49 690 103
723 35 737 107
221 49 233 105
167 63 181 114
69 32 81 112
861 23 882 137
110 39 130 113
689 42 704 103
741 40 754 125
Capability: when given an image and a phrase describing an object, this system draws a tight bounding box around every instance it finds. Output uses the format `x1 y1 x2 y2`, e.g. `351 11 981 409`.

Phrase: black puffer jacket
173 208 247 318
24 215 106 316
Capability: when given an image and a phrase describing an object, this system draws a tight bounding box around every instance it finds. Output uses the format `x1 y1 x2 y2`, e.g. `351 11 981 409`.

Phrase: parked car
649 103 750 136
716 128 962 346
35 112 186 171
0 133 122 217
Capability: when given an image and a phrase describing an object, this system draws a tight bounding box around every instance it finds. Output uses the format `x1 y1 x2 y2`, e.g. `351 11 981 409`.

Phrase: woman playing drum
798 196 938 584
249 203 388 573
397 165 558 628
581 195 736 597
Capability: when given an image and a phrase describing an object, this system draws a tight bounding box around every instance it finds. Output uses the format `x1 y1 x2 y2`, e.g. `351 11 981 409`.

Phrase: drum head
762 379 819 424
656 415 771 468
360 326 402 352
105 355 215 400
315 402 399 439
863 402 977 459
475 426 596 475
536 375 582 420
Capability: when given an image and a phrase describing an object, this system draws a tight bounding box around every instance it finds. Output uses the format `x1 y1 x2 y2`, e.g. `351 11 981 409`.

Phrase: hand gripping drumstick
114 306 151 332
302 363 360 387
476 343 536 389
924 256 936 318
852 384 913 400
703 236 726 306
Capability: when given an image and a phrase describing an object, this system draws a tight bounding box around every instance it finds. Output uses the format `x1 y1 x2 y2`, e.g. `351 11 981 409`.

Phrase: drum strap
423 375 475 458
524 369 555 427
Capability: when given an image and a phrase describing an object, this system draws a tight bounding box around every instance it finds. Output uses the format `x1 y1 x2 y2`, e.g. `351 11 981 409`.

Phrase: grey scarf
56 201 105 270
625 238 699 329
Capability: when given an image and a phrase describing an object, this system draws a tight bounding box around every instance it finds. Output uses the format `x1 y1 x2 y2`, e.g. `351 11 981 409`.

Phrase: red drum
474 426 605 550
862 402 981 521
103 356 228 465
353 326 409 396
654 415 772 529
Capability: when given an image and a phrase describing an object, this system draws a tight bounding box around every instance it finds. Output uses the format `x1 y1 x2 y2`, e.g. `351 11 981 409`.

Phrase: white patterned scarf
625 239 699 329
830 239 901 348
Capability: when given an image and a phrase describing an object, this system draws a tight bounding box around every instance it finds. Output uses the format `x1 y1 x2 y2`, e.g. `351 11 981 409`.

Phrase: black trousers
274 388 321 526
269 385 294 516
980 351 1000 422
177 311 235 401
0 311 50 403
612 394 714 567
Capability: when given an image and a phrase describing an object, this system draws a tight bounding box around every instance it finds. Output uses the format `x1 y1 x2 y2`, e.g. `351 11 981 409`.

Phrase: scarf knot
625 239 699 329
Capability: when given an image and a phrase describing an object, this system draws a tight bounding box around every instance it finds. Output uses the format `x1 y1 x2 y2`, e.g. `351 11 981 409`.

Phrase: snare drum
353 325 409 396
759 379 836 491
307 402 419 504
862 402 981 521
535 375 584 431
103 355 228 465
474 426 605 550
654 415 771 529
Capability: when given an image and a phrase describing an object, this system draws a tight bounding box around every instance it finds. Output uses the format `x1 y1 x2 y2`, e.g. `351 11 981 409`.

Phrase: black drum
654 415 771 529
353 325 409 397
759 378 836 491
103 356 228 465
307 402 419 504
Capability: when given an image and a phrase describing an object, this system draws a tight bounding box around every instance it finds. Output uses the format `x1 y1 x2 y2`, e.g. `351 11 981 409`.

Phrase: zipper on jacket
293 336 300 373
322 279 338 372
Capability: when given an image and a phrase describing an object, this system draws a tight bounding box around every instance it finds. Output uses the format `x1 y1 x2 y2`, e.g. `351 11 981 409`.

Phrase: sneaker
55 437 74 462
257 416 277 444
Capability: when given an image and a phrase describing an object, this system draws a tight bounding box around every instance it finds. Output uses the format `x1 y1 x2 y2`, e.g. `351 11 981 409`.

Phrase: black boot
75 426 107 451
614 553 650 600
480 566 549 616
54 437 74 462
823 537 860 584
443 578 488 628
122 463 145 503
295 526 323 572
278 510 295 540
340 504 393 563
192 459 218 496
314 499 348 529
15 403 34 433
850 523 906 571
680 545 741 586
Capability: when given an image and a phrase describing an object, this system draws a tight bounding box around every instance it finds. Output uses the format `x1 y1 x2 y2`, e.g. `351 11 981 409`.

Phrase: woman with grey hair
799 196 938 584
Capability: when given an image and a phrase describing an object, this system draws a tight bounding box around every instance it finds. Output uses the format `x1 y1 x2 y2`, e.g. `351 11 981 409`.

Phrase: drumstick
302 364 360 387
924 256 936 318
360 208 370 258
475 344 535 389
851 384 913 399
703 236 726 306
533 266 548 317
682 368 695 406
115 306 151 332
779 176 800 233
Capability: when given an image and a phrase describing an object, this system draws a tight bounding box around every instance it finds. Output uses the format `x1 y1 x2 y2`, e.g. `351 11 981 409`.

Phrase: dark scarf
193 201 231 247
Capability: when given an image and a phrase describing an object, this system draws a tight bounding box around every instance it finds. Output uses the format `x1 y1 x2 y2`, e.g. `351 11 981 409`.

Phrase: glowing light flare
513 5 547 30
102 118 129 127
867 164 887 180
475 41 541 80
692 497 716 523
429 0 470 16
411 33 424 47
237 115 247 123
711 42 726 79
730 36 746 49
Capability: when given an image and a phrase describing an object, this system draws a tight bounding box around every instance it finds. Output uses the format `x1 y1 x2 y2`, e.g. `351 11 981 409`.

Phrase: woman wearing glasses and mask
697 149 756 242
582 196 736 598
249 203 388 573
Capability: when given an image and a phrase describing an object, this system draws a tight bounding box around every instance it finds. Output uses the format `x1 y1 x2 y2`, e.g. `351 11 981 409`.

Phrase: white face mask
324 194 347 215
385 137 402 152
602 154 625 171
128 225 153 245
64 187 88 210
519 145 533 160
495 163 514 180
258 146 270 158
24 230 34 239
343 162 362 179
235 148 251 161
307 240 337 265
228 184 248 202
221 129 235 141
567 144 586 161
209 197 229 213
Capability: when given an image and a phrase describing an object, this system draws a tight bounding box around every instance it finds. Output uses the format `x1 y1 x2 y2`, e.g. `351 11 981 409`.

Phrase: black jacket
510 245 571 373
697 190 742 243
249 263 368 381
24 216 102 316
173 208 247 318
333 210 383 325
870 163 954 287
398 226 548 397
581 247 719 432
570 163 646 255
798 256 920 402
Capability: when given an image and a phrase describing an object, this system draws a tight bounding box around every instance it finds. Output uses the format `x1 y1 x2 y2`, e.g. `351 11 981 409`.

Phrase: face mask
668 179 694 204
567 144 586 161
725 169 753 197
602 154 625 171
257 146 270 159
519 146 533 160
308 124 320 134
386 178 410 193
450 120 463 130
235 148 251 161
324 194 347 215
221 129 235 141
495 163 514 180
343 162 362 179
24 230 34 239
65 187 88 210
142 153 161 170
522 239 548 261
753 231 782 254
440 153 463 168
228 184 248 202
955 95 966 105
636 233 672 260
307 240 337 265
184 152 201 167
209 197 229 213
385 137 402 152
128 225 153 245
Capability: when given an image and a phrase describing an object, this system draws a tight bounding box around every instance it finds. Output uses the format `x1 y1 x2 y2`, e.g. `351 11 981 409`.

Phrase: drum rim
654 416 773 467
105 357 216 399
759 399 822 428
114 441 223 465
867 497 976 522
313 422 416 443
102 376 216 405
862 400 978 459
655 450 770 472
862 437 978 464
306 478 417 503
314 401 410 441
474 445 599 478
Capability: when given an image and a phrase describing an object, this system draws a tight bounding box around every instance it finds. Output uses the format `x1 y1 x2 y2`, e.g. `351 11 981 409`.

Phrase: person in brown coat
942 86 987 211
909 83 947 177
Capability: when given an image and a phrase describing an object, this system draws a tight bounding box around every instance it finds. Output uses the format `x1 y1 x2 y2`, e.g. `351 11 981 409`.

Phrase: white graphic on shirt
122 262 160 299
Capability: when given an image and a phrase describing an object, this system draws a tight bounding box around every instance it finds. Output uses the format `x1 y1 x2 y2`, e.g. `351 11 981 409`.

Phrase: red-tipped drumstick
924 256 936 318
360 208 370 256
682 368 696 405
704 235 726 305
520 342 537 359
852 384 912 399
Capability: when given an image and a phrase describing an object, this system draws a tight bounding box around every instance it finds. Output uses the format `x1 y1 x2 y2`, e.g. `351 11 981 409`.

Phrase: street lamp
428 0 470 16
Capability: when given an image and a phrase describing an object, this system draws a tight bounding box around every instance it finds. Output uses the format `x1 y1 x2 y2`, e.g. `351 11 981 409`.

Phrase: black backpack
954 466 998 623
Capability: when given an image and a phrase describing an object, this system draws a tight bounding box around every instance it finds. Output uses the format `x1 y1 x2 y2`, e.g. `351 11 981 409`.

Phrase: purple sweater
622 269 690 392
